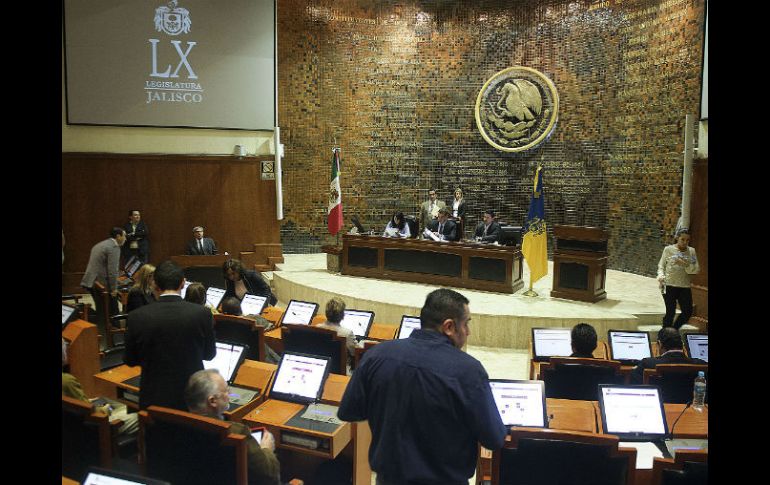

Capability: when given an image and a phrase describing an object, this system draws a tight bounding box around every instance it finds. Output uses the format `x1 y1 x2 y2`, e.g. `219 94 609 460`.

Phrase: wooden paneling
62 153 281 293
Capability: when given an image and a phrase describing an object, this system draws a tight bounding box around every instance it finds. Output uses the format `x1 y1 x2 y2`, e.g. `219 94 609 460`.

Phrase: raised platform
268 254 670 349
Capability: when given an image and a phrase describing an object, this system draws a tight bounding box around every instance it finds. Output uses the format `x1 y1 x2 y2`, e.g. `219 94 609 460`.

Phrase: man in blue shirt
338 288 507 485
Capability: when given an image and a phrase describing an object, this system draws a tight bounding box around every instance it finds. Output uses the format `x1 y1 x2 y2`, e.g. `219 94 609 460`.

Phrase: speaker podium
550 225 608 303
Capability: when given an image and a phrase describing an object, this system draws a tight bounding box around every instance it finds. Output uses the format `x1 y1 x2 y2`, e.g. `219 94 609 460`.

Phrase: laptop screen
124 256 143 278
83 466 171 485
340 310 375 338
489 379 548 428
62 303 77 326
685 334 708 362
598 385 668 441
532 328 572 360
269 352 331 404
608 331 652 361
280 300 319 325
203 341 248 383
241 294 268 316
180 280 191 299
205 287 226 309
397 316 421 339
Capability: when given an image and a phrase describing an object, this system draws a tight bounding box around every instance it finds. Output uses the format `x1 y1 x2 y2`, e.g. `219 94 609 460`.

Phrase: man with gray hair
184 369 281 485
186 226 218 255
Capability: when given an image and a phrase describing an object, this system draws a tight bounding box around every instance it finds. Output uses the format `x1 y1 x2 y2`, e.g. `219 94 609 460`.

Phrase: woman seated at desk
383 212 410 238
126 263 157 312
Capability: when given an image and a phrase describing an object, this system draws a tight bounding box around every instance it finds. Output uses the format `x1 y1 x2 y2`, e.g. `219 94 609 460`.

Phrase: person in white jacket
657 228 700 328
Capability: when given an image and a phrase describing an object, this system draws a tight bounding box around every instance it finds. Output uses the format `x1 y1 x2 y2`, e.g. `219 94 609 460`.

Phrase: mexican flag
328 148 343 235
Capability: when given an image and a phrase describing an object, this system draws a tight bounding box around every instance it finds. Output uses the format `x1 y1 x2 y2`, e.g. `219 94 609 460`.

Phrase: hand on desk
260 430 276 451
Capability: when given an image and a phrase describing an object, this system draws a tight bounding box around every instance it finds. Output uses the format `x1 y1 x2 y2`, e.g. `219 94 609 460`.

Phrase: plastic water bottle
692 371 706 411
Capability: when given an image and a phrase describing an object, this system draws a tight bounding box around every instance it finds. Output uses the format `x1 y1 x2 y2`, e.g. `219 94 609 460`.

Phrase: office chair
139 406 249 485
643 364 709 404
281 324 348 375
213 314 267 362
62 396 113 480
491 428 636 485
540 357 625 401
652 449 708 485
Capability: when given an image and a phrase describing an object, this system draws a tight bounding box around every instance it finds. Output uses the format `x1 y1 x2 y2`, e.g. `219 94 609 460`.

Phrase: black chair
213 314 267 362
540 357 625 401
281 324 348 375
140 406 249 485
62 396 113 480
643 364 708 404
491 428 636 485
652 449 708 485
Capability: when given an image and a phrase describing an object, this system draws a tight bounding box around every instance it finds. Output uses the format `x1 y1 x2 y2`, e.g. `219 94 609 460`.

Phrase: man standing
425 207 457 241
419 188 446 231
186 226 218 255
338 288 506 485
184 369 281 485
124 260 216 410
474 209 502 243
81 227 126 328
123 209 149 263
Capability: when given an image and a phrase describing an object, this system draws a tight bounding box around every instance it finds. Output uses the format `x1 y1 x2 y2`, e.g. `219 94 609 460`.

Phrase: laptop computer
684 333 708 362
269 351 332 404
608 330 652 365
397 315 421 339
598 384 669 443
206 286 226 309
82 466 171 485
180 280 192 299
339 309 375 342
531 328 573 362
62 303 78 328
489 379 549 429
241 294 268 316
124 256 143 279
203 340 260 410
278 299 319 326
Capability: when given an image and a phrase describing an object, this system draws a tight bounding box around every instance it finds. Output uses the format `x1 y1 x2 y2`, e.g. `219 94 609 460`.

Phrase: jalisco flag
327 148 343 235
521 166 548 285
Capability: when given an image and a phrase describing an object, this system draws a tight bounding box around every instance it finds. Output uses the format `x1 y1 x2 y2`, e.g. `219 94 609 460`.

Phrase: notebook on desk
397 315 421 339
339 309 375 342
279 299 319 326
608 330 652 365
203 340 259 410
269 351 331 405
531 328 573 362
489 379 548 429
684 333 708 362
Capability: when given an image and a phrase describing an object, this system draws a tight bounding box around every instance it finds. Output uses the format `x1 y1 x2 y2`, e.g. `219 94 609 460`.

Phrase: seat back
493 428 636 485
62 396 112 479
281 324 347 375
652 449 708 485
643 364 708 404
140 406 248 485
541 357 624 401
213 314 266 362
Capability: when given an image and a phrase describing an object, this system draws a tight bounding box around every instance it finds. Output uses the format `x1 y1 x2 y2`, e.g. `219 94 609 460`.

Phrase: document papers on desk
280 300 319 325
489 379 548 428
302 403 344 425
608 330 652 363
532 328 572 361
270 352 331 404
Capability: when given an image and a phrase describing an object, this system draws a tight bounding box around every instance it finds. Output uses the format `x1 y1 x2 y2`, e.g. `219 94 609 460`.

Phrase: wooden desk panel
342 234 524 294
529 341 610 380
368 323 397 340
547 398 598 434
63 319 100 397
93 364 141 401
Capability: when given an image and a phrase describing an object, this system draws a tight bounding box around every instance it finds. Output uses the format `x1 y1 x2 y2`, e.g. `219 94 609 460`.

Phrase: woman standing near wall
657 228 699 328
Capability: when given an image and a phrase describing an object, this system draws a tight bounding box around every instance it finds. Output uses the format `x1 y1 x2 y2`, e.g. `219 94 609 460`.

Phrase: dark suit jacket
123 221 149 261
474 221 502 243
185 237 218 255
224 270 276 306
426 219 458 241
449 199 467 220
126 288 157 313
124 295 216 410
630 350 706 384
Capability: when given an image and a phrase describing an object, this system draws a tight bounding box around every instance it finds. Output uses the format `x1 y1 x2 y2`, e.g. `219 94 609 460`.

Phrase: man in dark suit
124 260 216 410
630 327 706 384
426 208 457 241
81 227 126 327
186 226 218 255
123 209 150 263
473 209 502 243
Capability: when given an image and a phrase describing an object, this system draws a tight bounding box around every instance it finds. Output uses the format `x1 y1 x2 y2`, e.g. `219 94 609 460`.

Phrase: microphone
668 400 692 439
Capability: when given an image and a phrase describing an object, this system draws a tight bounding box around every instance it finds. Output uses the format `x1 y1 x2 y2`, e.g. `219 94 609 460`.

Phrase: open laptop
203 340 259 410
180 280 192 299
82 466 171 485
531 328 573 362
684 333 708 362
278 299 319 326
339 309 375 342
206 286 226 309
608 330 652 365
397 315 421 339
269 351 331 404
489 379 549 429
62 303 78 328
124 256 143 279
241 294 268 316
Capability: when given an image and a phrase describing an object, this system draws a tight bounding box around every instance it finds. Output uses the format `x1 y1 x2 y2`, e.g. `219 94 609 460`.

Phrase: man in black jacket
473 209 502 243
630 327 706 384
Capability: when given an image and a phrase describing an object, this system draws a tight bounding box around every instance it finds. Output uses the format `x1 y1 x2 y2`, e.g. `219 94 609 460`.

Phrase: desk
170 254 231 289
264 321 397 356
63 320 100 396
342 234 524 294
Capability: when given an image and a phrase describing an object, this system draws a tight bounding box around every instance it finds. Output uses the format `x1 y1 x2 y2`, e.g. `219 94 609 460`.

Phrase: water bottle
692 371 706 411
